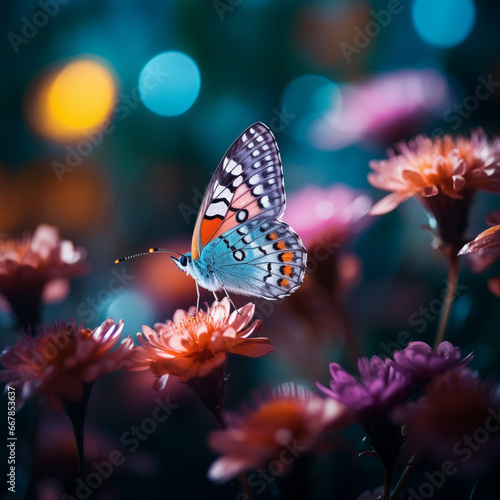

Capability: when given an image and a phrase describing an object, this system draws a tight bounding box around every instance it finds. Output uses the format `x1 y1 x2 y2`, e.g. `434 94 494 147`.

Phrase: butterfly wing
191 123 285 260
205 217 307 299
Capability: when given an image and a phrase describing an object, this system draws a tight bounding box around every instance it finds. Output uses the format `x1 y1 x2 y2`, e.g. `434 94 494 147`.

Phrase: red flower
207 383 350 482
127 298 274 390
0 318 132 410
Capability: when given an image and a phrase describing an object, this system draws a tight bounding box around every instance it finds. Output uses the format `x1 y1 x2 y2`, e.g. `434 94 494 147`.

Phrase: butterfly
118 123 307 307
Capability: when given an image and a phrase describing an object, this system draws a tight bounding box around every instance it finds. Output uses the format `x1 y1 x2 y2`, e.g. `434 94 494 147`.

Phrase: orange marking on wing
201 218 223 246
279 278 289 287
282 251 293 262
277 240 286 250
283 265 292 276
269 232 279 240
191 217 201 260
201 183 263 244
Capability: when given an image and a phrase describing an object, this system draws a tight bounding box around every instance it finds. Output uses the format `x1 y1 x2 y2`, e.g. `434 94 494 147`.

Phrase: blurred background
2 0 500 498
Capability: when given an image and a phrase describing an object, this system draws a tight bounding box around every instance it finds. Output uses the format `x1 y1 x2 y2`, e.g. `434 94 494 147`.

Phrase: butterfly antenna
115 248 184 264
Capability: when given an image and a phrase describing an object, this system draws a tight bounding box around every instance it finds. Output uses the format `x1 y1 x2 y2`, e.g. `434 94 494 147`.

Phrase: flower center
33 324 90 370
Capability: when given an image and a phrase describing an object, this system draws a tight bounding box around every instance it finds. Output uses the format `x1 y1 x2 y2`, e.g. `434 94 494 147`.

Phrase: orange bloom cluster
207 383 351 482
0 318 132 410
369 130 500 254
369 130 500 215
0 224 87 287
0 224 87 329
127 298 274 390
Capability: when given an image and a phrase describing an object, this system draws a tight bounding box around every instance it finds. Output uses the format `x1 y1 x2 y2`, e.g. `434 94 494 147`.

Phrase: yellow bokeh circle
28 57 117 141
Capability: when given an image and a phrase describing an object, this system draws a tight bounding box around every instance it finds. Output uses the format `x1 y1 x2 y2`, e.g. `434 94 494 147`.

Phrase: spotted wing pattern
191 123 285 260
206 217 307 299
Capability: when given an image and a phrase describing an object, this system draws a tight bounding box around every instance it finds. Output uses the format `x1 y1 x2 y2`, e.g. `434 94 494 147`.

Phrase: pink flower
309 69 450 150
284 184 372 250
0 224 87 329
0 318 132 409
368 130 500 255
207 383 350 483
127 298 273 390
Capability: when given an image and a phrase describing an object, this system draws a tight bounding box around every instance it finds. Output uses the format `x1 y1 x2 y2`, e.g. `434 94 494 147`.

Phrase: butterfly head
171 252 193 275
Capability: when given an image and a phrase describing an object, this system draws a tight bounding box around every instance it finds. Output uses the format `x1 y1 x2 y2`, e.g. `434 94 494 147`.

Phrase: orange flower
0 318 132 410
207 383 351 482
0 224 87 329
459 208 500 296
127 298 274 390
368 130 500 254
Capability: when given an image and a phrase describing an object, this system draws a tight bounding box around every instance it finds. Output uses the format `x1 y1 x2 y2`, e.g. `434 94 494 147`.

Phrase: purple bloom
393 341 472 386
317 355 411 414
355 486 383 500
318 355 410 471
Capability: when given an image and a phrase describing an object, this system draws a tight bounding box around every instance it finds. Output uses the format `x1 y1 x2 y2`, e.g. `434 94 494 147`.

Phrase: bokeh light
139 51 201 117
280 74 341 144
412 0 476 48
106 290 155 335
28 58 117 141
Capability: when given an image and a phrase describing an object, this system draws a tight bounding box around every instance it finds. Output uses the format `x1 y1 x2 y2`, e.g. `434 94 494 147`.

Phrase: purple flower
317 355 411 414
393 341 472 386
318 355 411 471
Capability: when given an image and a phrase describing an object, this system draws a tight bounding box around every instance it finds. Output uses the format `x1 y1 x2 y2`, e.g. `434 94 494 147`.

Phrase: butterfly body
173 123 307 301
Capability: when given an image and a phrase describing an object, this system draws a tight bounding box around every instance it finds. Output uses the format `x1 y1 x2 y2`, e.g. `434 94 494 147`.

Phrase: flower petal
369 191 414 215
231 338 275 358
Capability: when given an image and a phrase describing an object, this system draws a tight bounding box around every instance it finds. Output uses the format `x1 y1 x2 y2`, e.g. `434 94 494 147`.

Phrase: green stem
383 466 393 500
390 454 417 500
433 255 459 350
469 483 477 500
64 383 93 490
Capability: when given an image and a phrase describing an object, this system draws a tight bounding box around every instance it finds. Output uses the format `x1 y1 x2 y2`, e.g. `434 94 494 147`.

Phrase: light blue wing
202 217 307 299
